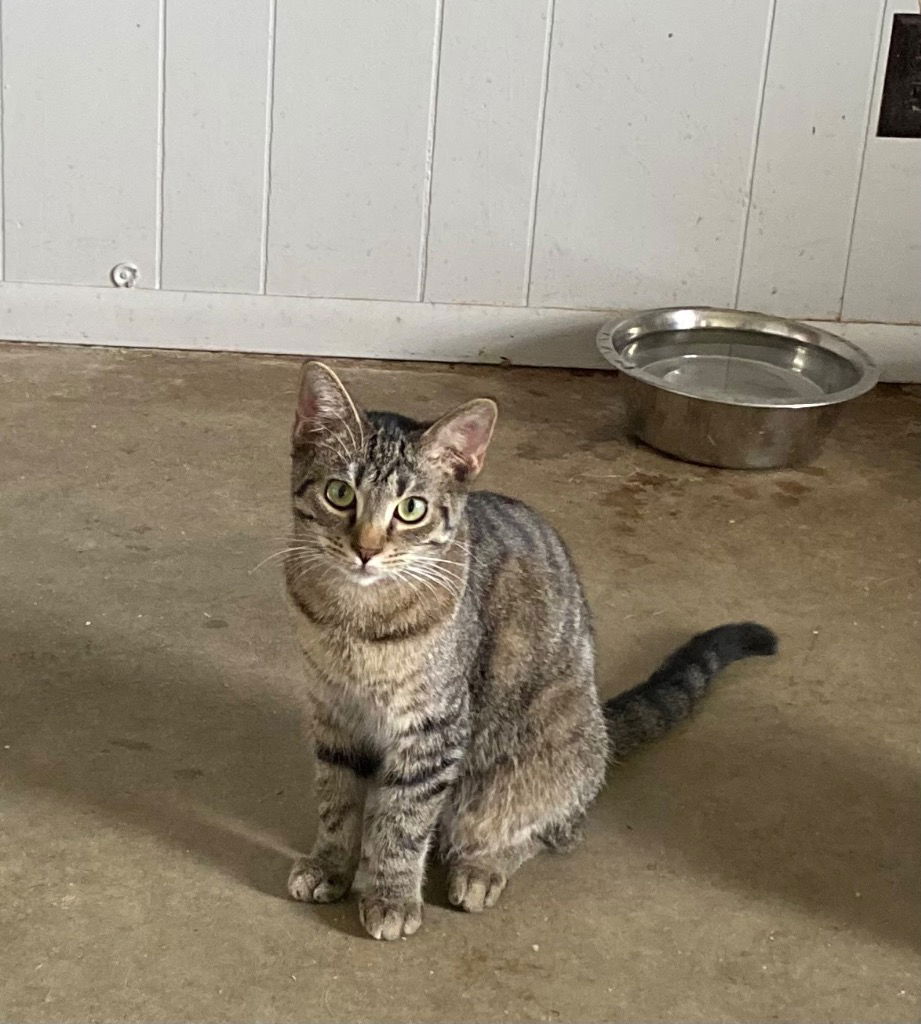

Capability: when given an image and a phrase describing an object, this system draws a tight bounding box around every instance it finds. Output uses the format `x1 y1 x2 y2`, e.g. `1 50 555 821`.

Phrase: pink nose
355 545 382 564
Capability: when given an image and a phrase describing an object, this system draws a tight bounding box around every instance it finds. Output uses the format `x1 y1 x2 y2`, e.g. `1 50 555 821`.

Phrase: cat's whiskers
411 555 467 580
398 568 442 600
289 554 333 587
442 539 487 570
402 563 461 599
410 562 465 587
284 544 331 572
393 561 446 598
250 545 318 573
391 568 425 600
413 555 466 572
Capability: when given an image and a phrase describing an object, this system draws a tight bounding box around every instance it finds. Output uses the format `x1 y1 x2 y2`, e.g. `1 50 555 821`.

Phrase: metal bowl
596 307 879 469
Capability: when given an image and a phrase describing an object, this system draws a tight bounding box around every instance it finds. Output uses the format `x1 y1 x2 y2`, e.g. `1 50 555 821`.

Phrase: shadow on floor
596 703 921 953
2 606 306 901
3 607 918 952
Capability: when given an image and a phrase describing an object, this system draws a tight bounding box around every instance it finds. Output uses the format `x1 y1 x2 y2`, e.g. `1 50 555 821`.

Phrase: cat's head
289 361 496 588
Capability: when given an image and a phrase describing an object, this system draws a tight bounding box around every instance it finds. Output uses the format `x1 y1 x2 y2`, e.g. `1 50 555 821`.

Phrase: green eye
395 496 428 524
324 479 355 510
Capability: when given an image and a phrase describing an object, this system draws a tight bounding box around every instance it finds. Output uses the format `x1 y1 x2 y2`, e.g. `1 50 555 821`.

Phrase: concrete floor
0 342 918 1023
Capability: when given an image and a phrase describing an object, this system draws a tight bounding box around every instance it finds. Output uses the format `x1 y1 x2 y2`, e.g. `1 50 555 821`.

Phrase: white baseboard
0 281 917 381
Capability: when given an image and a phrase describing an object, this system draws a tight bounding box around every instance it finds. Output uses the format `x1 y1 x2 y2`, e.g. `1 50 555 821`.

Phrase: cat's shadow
2 612 296 880
3 610 918 951
0 607 457 940
596 641 921 954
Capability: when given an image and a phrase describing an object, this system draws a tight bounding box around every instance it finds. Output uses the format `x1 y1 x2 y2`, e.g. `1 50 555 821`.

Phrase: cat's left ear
422 398 497 481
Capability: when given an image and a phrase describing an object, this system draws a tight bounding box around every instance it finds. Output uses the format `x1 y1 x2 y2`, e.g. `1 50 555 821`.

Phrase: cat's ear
293 361 365 450
422 398 497 481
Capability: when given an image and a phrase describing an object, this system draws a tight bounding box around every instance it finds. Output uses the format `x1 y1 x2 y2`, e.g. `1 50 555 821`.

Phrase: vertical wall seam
838 0 889 321
416 0 445 302
0 0 6 282
259 0 279 295
154 0 167 289
732 0 778 309
522 0 556 307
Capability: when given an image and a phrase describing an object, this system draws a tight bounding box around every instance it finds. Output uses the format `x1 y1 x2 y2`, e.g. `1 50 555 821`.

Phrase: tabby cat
284 361 777 940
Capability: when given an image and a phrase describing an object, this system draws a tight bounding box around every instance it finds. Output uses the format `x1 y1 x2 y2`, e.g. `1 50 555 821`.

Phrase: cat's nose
354 543 383 565
353 524 385 564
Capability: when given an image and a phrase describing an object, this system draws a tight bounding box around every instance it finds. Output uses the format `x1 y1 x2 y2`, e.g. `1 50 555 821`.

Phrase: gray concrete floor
0 342 918 1023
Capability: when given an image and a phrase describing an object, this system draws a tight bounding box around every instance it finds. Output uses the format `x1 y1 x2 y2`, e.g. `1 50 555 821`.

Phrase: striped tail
604 622 778 760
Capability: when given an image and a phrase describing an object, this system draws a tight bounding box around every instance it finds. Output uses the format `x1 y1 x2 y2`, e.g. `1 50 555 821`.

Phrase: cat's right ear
293 361 365 450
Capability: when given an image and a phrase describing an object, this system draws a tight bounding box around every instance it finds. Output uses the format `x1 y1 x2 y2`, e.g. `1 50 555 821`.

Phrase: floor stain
515 441 543 461
109 738 152 752
579 423 624 447
624 470 675 489
610 549 653 570
776 480 811 497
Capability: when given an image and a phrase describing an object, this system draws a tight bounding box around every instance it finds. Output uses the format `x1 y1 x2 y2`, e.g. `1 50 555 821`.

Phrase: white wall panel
0 0 916 371
266 0 436 300
528 0 772 310
423 0 549 305
2 0 159 287
0 282 914 380
737 0 886 319
160 0 273 293
843 0 921 325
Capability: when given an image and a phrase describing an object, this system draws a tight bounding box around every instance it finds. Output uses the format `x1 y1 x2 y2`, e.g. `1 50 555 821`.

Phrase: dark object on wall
877 13 921 139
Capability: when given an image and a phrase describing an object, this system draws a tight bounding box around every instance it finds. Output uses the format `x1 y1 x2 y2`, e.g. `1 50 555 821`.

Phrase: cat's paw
447 864 507 913
358 894 423 941
287 857 351 904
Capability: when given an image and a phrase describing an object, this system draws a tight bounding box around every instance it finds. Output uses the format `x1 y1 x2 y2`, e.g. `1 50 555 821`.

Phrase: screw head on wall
110 262 140 288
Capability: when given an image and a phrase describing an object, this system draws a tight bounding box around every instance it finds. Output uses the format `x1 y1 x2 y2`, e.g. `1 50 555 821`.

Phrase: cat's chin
344 566 385 587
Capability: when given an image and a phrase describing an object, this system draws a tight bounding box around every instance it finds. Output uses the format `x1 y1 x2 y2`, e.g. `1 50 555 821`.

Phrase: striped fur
284 362 778 940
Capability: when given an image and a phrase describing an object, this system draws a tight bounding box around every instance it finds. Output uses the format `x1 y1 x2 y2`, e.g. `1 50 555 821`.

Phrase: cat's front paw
358 894 423 941
287 856 351 904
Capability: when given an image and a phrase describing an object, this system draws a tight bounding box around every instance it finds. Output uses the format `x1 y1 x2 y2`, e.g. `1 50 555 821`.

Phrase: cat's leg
288 752 369 904
357 741 461 941
441 737 601 913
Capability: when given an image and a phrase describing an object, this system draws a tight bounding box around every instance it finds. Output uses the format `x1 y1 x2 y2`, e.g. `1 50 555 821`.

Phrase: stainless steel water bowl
596 307 879 469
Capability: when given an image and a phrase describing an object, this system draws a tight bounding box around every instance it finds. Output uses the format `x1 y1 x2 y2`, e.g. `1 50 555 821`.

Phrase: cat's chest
288 595 434 687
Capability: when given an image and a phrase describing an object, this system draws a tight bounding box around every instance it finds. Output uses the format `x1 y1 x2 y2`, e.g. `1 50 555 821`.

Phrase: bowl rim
596 306 880 410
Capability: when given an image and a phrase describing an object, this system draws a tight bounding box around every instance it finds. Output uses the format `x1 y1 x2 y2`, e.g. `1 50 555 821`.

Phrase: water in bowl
641 353 827 405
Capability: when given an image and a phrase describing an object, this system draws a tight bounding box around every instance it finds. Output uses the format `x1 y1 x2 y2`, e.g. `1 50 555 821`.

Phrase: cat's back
467 489 564 546
462 492 596 724
465 490 584 593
